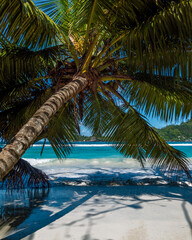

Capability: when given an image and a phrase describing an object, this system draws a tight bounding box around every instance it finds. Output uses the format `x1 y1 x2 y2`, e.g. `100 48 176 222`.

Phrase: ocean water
1 142 192 185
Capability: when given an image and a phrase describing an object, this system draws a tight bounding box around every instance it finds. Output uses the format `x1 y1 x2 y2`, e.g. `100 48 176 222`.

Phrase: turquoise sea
20 141 192 159
1 142 192 185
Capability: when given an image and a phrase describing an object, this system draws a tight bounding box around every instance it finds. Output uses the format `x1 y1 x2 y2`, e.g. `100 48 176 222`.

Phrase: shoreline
1 142 192 239
1 185 192 240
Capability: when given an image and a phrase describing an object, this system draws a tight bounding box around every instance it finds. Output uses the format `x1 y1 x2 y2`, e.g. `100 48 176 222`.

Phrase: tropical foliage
157 121 192 142
0 0 192 180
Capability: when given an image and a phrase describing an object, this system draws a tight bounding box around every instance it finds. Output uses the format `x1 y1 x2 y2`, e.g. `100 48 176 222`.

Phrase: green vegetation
157 121 192 142
79 121 192 142
0 0 192 182
78 120 192 142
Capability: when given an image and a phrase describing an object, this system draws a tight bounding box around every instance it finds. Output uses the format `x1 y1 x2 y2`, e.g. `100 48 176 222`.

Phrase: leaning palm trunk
0 76 88 181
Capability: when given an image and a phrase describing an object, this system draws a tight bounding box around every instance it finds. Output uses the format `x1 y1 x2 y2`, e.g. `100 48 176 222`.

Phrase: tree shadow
182 201 192 236
0 188 49 239
62 186 192 236
62 186 192 240
1 185 192 240
1 187 98 240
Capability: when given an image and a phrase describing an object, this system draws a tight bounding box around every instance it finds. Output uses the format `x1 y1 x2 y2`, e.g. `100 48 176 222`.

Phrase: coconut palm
0 0 192 182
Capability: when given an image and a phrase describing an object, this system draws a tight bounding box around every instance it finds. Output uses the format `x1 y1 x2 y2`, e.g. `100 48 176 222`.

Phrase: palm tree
0 0 192 182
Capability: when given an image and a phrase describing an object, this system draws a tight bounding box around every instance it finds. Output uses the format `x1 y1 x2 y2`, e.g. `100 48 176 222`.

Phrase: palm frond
117 50 192 85
0 147 49 189
0 0 191 183
105 106 189 174
0 77 50 110
0 0 62 49
109 0 192 55
35 0 82 64
83 93 107 135
36 0 74 34
119 72 192 122
0 87 54 141
0 44 67 87
38 102 79 158
83 92 190 178
91 0 192 69
2 158 49 189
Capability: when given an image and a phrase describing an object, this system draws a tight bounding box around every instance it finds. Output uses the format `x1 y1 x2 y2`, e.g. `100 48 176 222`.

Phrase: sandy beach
0 185 192 240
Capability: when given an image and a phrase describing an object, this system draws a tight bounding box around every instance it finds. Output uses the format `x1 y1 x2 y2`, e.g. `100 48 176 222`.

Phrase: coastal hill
156 120 192 142
77 120 192 142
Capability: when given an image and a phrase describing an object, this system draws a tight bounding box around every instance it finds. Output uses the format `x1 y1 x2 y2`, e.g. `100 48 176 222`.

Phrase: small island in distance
76 120 192 142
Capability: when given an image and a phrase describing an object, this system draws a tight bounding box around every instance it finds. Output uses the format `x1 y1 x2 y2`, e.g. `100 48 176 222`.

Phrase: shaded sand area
1 186 192 240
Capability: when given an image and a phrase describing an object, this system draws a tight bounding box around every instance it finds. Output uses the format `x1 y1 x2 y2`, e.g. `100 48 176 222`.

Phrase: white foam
30 144 52 147
30 143 192 148
25 158 56 165
169 143 192 146
72 144 115 147
2 142 192 148
31 143 115 147
25 157 143 168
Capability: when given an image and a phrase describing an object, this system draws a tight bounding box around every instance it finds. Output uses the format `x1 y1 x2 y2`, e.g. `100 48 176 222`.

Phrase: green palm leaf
83 92 190 177
121 73 192 122
104 106 190 177
39 102 79 158
0 0 192 182
0 44 66 87
0 0 62 49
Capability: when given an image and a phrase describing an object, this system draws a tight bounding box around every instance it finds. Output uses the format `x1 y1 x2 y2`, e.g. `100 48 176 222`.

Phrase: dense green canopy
0 0 192 178
157 121 192 141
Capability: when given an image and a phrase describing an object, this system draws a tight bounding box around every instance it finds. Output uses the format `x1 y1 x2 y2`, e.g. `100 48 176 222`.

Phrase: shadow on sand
1 185 192 240
0 188 49 239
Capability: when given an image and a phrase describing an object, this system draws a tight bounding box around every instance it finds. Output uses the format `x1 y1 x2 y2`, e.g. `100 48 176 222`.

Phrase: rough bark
0 76 88 181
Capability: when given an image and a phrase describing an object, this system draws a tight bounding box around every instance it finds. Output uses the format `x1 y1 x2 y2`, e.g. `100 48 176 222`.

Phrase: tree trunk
0 76 88 181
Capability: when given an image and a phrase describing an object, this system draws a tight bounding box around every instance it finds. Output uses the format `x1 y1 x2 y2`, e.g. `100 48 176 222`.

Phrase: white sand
2 185 192 240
